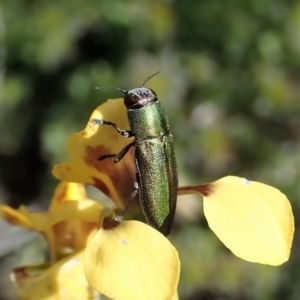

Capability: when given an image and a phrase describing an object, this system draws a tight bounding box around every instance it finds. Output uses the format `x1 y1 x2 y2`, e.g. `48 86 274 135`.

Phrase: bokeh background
0 0 299 299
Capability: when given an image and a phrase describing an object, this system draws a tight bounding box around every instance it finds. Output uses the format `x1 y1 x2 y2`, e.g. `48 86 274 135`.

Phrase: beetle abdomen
126 95 178 236
135 133 178 236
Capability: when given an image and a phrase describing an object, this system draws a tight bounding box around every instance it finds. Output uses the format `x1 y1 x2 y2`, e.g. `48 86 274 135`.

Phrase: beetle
92 70 178 236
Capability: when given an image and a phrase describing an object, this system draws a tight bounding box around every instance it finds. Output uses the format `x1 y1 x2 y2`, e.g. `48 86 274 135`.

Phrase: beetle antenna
140 69 164 87
95 86 127 94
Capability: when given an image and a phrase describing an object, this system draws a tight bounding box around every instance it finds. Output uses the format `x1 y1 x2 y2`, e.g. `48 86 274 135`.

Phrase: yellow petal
52 99 136 209
49 182 87 212
52 161 100 186
0 205 35 229
12 252 93 300
194 176 294 265
1 199 103 231
84 220 180 300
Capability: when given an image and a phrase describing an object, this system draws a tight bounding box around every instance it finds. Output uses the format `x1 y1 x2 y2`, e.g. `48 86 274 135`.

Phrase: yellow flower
0 182 108 300
51 98 294 299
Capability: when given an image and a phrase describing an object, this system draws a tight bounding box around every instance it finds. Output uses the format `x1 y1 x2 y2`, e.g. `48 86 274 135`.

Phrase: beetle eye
130 94 139 103
124 93 138 107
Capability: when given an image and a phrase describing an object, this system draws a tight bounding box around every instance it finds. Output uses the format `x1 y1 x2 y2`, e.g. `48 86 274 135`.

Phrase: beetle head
95 69 163 109
124 87 157 109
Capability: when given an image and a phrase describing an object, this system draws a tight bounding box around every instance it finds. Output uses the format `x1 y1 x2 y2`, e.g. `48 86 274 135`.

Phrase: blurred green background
0 0 299 299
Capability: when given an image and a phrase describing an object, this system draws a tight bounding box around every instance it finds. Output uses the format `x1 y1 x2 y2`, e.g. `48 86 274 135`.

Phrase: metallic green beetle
92 71 178 236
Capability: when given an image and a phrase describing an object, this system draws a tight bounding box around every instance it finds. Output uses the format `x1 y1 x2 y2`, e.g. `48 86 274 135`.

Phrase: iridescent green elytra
92 71 178 236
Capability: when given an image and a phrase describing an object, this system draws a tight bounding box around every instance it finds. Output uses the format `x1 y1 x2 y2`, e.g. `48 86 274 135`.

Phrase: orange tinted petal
52 99 136 209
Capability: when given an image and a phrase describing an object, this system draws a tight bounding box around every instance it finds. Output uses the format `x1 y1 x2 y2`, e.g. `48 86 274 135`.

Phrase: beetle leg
114 141 135 163
98 141 135 163
92 118 134 138
98 153 116 161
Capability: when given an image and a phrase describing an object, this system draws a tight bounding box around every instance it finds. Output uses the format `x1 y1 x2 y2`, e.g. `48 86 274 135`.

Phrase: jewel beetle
92 70 178 236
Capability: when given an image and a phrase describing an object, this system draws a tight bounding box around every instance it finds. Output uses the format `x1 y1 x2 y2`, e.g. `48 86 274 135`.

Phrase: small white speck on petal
243 178 251 185
120 239 128 246
61 257 81 271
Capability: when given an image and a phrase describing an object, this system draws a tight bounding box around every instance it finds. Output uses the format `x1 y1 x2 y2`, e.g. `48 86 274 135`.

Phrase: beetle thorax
124 87 157 109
